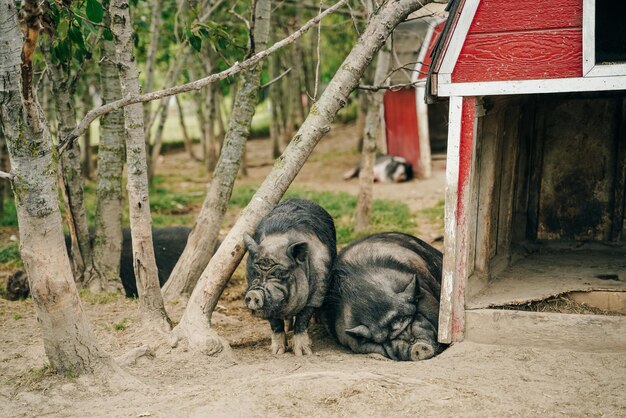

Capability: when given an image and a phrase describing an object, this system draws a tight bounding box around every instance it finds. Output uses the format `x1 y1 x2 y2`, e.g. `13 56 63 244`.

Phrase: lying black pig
243 198 337 356
325 232 443 361
343 154 414 183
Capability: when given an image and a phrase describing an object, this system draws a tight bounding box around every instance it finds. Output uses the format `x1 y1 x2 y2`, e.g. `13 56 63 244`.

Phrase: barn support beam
439 95 477 344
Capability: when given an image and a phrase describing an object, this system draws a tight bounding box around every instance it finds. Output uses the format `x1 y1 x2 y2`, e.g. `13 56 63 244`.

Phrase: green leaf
68 26 85 50
189 34 202 51
103 28 113 41
86 0 104 23
57 19 69 36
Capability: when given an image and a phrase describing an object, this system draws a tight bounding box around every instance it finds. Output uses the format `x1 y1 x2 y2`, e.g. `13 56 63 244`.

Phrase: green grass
417 199 445 228
229 186 416 246
112 317 131 331
0 242 22 268
0 197 18 227
78 289 122 305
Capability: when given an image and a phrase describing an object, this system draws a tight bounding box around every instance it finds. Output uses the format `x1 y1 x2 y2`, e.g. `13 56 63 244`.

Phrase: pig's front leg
292 307 315 356
269 318 287 355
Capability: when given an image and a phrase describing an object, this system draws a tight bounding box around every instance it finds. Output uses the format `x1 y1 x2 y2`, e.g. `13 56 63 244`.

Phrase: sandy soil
1 124 625 417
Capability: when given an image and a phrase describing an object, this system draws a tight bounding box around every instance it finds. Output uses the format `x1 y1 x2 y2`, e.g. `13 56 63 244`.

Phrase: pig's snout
245 289 265 310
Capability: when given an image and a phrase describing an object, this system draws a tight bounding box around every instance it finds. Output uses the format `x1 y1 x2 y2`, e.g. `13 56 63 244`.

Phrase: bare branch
57 0 349 154
0 171 13 181
357 80 426 91
312 1 323 102
260 67 292 89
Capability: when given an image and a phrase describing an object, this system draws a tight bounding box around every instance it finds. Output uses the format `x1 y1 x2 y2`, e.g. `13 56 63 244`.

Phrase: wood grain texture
468 0 582 34
465 309 626 352
453 29 583 83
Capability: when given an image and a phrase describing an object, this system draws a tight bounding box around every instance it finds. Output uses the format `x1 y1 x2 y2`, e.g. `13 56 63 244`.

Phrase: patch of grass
0 198 18 227
13 313 22 320
0 242 23 268
112 317 131 331
229 186 416 246
417 199 445 227
78 289 121 305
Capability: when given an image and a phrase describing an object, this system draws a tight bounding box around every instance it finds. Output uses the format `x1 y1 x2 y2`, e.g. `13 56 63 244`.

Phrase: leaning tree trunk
90 4 126 293
0 0 115 375
43 45 95 286
170 0 432 353
110 0 171 330
161 0 273 304
354 39 390 231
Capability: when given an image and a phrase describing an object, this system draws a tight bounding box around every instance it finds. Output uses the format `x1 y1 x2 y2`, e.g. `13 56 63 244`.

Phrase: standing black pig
243 198 336 356
325 232 443 361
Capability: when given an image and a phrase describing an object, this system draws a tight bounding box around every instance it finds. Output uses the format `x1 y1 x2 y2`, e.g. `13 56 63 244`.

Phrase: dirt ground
1 123 625 417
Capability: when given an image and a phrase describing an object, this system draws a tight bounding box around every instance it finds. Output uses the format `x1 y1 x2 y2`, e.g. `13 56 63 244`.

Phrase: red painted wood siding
416 22 447 80
452 28 583 82
468 0 582 34
384 89 419 171
451 0 583 82
451 96 477 340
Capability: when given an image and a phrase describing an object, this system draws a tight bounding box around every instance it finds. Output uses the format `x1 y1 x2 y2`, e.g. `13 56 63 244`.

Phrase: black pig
2 227 194 300
325 232 443 361
243 198 337 356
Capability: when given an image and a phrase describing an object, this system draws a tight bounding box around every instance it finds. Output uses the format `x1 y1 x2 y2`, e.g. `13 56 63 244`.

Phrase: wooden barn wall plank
496 105 521 259
612 97 626 241
537 97 619 241
474 102 502 274
384 89 421 173
468 0 582 34
452 29 583 83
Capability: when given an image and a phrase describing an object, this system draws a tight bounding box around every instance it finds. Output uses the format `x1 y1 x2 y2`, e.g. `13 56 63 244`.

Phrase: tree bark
110 0 172 330
355 39 390 231
90 4 126 293
0 0 116 375
200 54 218 173
43 44 95 286
170 0 431 353
161 0 272 304
0 125 6 218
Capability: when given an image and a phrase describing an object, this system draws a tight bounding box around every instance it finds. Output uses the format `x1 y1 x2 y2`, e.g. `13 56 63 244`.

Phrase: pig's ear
243 233 259 255
345 325 372 340
398 275 417 298
288 241 308 264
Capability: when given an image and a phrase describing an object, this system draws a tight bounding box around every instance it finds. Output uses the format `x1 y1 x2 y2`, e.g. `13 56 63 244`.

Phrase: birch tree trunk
161 0 272 304
170 0 431 353
43 46 95 286
90 4 126 293
0 0 116 375
354 39 390 231
110 0 171 330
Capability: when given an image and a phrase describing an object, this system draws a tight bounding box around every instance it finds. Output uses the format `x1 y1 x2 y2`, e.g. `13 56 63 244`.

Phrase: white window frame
583 0 626 77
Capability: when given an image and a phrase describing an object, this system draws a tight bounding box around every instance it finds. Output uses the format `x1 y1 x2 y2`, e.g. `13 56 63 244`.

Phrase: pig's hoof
292 332 313 356
271 331 287 355
410 340 435 361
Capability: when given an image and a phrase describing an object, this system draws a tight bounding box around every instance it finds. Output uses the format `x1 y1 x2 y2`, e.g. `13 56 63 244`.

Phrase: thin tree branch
312 1 323 102
357 80 425 91
260 67 292 89
57 0 349 154
0 171 13 181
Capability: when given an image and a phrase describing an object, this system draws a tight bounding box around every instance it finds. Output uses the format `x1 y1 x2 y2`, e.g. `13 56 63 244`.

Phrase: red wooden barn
382 6 447 179
427 0 626 349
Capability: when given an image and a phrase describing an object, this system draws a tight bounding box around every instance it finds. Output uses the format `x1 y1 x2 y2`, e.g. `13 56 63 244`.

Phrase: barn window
583 0 626 76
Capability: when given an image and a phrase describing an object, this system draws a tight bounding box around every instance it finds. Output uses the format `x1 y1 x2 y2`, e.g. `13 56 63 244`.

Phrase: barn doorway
465 91 626 310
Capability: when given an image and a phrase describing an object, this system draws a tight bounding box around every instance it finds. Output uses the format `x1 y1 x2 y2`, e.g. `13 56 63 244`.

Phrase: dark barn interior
464 91 626 308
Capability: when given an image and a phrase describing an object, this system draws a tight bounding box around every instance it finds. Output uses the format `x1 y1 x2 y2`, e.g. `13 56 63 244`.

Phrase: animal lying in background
325 232 444 361
243 198 337 356
3 227 193 300
343 154 414 183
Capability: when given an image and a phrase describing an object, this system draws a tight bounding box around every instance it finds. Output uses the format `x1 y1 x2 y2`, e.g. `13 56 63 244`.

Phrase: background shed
428 0 626 349
382 5 448 179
